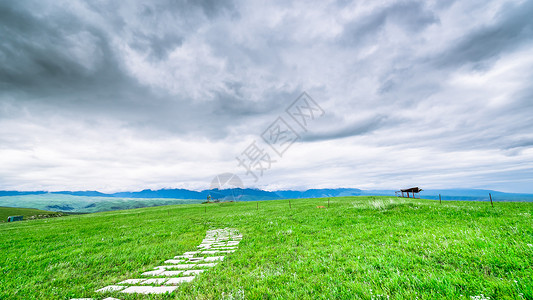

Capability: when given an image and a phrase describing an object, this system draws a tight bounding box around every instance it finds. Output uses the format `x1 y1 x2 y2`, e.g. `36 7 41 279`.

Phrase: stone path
71 228 241 299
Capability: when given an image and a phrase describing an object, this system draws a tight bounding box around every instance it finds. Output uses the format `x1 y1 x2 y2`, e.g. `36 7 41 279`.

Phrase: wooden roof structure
395 187 423 198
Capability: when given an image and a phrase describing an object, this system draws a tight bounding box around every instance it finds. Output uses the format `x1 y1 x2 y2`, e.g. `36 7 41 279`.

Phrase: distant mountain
276 188 362 199
419 189 533 201
1 188 532 202
203 188 280 201
0 191 47 196
112 189 205 199
50 191 110 197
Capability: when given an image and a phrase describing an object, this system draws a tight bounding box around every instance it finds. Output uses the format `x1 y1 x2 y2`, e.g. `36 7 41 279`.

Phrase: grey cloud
340 1 438 46
128 31 184 61
0 0 532 192
434 1 533 69
0 1 130 99
302 115 388 142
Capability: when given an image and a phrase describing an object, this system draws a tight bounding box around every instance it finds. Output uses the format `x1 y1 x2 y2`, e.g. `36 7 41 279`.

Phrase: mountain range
1 188 532 201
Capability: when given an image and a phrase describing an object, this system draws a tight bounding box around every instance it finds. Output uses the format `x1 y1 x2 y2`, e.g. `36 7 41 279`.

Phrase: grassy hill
0 194 204 213
0 206 65 223
0 196 531 299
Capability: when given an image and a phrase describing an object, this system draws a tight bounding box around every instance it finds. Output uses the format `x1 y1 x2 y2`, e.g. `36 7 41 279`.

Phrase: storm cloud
1 0 532 193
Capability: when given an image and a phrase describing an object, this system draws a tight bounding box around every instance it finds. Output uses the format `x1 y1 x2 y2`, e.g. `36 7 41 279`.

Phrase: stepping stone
202 250 235 254
155 264 195 269
96 285 126 292
182 269 204 276
197 263 217 267
157 263 216 270
165 276 196 285
92 228 240 296
121 286 177 294
211 246 238 250
71 297 121 300
164 259 186 264
188 257 204 262
204 256 224 262
161 270 184 276
118 279 144 285
141 278 168 284
142 269 164 276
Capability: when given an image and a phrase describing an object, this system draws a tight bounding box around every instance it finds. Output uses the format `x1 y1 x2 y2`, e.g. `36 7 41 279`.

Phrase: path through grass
0 196 531 299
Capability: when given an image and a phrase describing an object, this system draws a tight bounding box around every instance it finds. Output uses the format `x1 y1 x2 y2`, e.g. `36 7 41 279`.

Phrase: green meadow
0 194 203 213
0 207 64 223
0 196 531 299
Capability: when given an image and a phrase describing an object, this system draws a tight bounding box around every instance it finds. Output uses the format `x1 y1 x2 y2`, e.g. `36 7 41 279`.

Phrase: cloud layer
1 0 532 193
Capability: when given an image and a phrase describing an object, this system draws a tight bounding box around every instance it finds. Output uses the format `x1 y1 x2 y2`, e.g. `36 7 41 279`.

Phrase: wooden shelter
395 187 422 198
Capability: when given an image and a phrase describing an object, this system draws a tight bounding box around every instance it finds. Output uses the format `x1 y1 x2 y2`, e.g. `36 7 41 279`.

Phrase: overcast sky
1 0 532 193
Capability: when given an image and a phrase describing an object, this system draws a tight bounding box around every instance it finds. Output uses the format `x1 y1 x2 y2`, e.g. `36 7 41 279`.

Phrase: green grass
0 194 204 213
0 196 532 299
0 206 64 223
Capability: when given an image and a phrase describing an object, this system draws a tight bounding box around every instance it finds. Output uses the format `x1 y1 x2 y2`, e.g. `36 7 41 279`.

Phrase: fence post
328 198 330 208
439 194 441 204
289 200 291 209
489 193 493 207
256 202 258 210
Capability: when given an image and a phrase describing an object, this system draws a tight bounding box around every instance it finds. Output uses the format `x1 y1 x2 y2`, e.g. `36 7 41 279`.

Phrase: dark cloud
0 0 532 192
0 1 134 100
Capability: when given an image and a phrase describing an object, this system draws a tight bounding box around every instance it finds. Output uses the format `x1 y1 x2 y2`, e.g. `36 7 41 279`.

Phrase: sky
1 0 532 193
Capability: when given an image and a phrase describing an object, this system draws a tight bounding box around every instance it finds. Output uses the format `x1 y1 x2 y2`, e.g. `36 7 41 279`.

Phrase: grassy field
0 207 64 223
0 196 531 299
0 194 204 213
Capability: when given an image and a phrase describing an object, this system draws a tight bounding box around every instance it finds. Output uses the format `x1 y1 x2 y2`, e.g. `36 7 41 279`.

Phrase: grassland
0 196 531 299
0 207 64 223
0 194 204 213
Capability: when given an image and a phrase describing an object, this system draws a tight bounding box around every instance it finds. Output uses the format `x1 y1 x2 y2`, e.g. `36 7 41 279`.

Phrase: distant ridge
1 188 531 201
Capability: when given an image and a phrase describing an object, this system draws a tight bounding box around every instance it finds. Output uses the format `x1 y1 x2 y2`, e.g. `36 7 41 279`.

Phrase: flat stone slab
202 250 235 254
71 297 121 300
155 263 216 270
96 285 126 293
188 257 204 262
117 279 144 285
182 269 204 276
166 276 196 285
141 278 168 284
204 256 224 262
157 264 196 269
164 259 188 264
91 228 240 296
142 269 164 276
121 286 177 294
197 263 217 267
161 270 184 276
211 246 238 250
